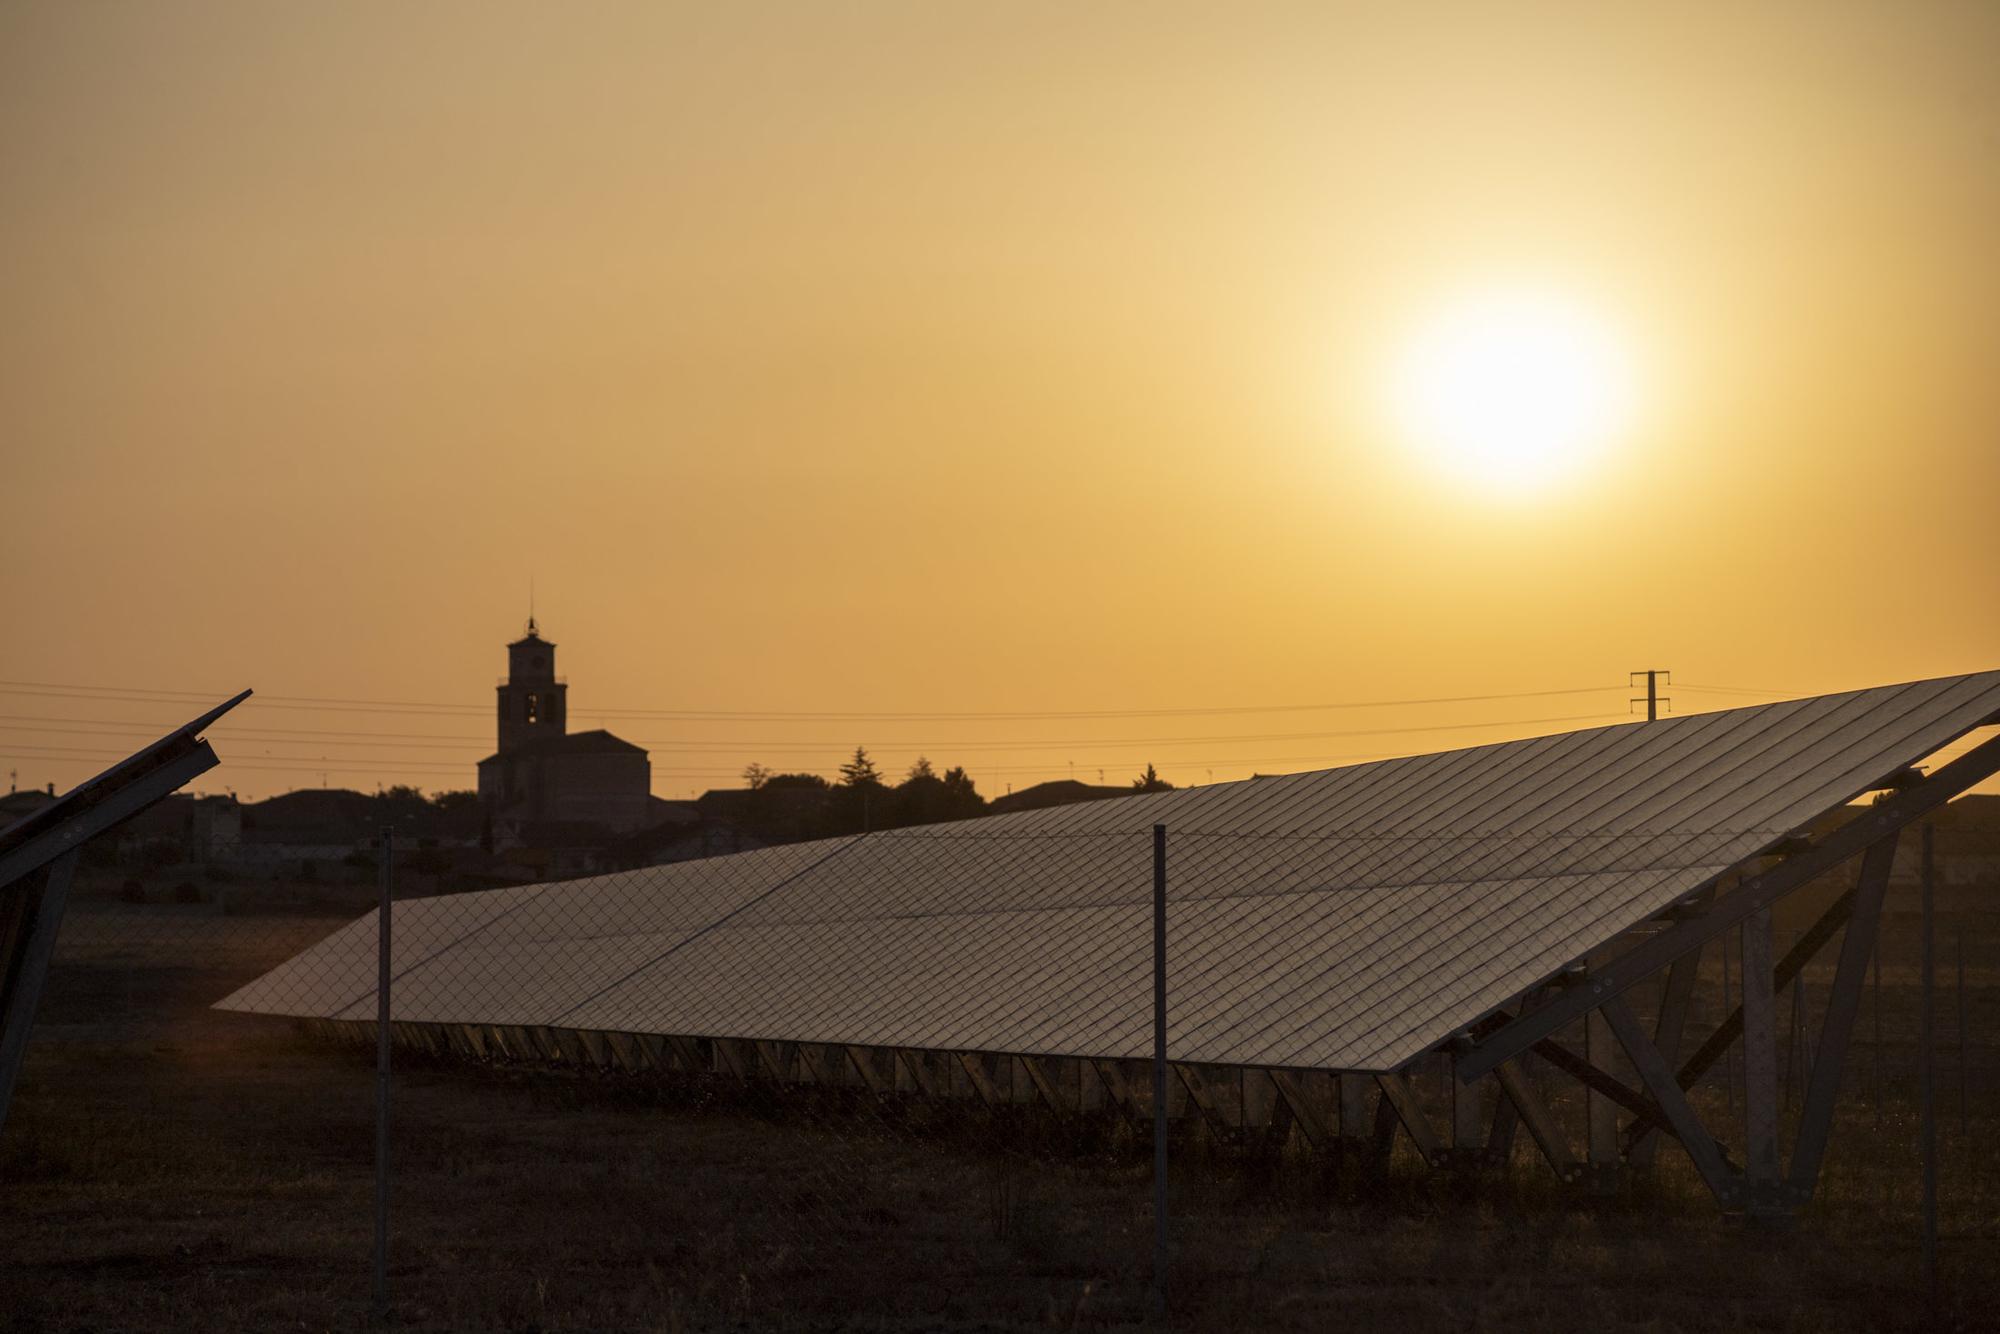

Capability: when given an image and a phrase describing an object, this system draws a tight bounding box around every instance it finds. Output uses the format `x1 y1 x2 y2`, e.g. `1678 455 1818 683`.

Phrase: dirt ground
3 901 1997 1333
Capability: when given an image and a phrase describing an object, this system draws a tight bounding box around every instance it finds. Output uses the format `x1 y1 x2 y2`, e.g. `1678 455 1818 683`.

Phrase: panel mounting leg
1629 941 1703 1170
1585 964 1621 1195
1741 909 1784 1220
1493 1057 1579 1184
1787 832 1898 1206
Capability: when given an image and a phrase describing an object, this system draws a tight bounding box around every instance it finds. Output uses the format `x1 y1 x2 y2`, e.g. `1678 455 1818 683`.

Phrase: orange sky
2 2 1997 802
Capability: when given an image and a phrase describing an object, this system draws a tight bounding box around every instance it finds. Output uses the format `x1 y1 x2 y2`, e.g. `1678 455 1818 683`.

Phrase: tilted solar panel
218 671 2000 1072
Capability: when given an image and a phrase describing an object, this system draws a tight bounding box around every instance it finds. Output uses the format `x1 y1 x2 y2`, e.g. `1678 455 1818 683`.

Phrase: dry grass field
3 895 1997 1333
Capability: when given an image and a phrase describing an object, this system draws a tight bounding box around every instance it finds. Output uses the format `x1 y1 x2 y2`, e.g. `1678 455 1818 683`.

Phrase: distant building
0 782 58 830
231 788 375 862
696 783 830 838
988 779 1128 817
476 620 653 842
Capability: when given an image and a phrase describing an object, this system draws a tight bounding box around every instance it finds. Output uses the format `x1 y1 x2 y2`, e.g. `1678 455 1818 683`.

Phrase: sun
1389 289 1636 495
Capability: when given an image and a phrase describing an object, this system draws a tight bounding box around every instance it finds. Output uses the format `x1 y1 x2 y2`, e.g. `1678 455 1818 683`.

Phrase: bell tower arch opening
496 617 568 753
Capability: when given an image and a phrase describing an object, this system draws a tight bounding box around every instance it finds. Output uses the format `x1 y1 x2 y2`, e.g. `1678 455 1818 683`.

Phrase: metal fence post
1151 823 1168 1320
374 827 393 1322
1872 946 1883 1131
1722 933 1736 1117
1957 919 1967 1139
1920 823 1937 1310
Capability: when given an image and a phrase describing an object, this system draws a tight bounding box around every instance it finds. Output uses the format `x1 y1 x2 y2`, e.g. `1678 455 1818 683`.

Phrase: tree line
734 749 1174 839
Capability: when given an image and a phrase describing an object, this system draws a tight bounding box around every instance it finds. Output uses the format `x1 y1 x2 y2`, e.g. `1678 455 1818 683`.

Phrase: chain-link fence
3 818 1996 1330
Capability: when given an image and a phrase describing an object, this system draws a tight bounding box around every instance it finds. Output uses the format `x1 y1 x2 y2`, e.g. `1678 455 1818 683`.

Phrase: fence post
1920 823 1937 1311
1957 920 1968 1139
1151 823 1168 1319
374 826 393 1322
1722 933 1736 1117
1872 947 1883 1132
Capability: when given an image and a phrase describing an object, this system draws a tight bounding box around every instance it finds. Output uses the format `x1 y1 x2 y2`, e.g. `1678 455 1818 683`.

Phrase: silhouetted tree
742 763 772 790
893 769 947 826
831 747 888 834
889 760 988 829
763 772 829 790
1132 764 1175 793
939 766 986 820
840 747 882 787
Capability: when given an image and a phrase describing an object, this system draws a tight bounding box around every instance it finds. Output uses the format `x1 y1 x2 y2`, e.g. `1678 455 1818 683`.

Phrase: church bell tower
496 617 567 753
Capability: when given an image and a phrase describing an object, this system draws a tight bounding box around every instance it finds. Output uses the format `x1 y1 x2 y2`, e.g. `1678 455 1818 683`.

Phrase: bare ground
2 902 1997 1332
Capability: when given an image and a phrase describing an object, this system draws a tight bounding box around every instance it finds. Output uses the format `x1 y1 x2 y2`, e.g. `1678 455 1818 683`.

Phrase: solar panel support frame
0 724 233 1137
1458 726 2000 1082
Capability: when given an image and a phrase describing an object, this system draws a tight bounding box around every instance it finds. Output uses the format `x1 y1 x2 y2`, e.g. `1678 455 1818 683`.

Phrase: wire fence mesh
3 814 1998 1330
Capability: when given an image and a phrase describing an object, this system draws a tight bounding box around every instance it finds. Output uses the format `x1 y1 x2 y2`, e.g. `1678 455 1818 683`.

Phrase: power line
1674 682 1799 698
0 678 1625 723
0 710 1631 758
1 721 1644 783
0 713 490 742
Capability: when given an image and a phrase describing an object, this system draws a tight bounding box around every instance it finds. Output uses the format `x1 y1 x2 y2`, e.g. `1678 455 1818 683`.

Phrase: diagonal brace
1601 993 1739 1206
1459 731 2000 1081
1374 1071 1443 1165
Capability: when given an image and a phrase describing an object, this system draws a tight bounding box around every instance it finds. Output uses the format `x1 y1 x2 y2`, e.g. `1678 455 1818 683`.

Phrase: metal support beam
1585 970 1620 1194
1338 1071 1370 1143
1512 1027 1669 1128
1788 832 1898 1204
1175 1063 1231 1134
713 1038 754 1081
1460 732 2000 1080
1673 885 1857 1097
1486 1085 1520 1166
1019 1055 1068 1112
955 1051 1003 1105
845 1045 891 1094
1493 1058 1579 1183
1269 1069 1334 1148
897 1047 944 1098
1369 1083 1398 1174
795 1043 840 1087
0 741 222 890
666 1034 707 1075
1091 1057 1140 1117
1374 1071 1443 1166
756 1040 797 1082
0 851 77 1138
1601 994 1738 1207
1451 1054 1484 1159
1630 941 1703 1168
1263 1074 1295 1142
1741 909 1782 1217
1617 872 1863 1151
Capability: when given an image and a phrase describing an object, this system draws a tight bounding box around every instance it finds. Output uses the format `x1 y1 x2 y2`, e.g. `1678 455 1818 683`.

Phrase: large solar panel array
220 671 2000 1072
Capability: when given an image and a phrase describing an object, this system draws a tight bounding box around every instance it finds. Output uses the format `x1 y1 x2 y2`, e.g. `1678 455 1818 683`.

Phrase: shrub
119 879 146 905
171 882 203 905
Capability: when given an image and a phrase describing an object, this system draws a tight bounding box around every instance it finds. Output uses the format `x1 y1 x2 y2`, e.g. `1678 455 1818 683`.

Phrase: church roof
507 616 555 650
478 728 646 767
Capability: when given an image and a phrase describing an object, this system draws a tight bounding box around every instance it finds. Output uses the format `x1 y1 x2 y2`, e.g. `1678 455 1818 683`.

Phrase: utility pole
1631 669 1672 721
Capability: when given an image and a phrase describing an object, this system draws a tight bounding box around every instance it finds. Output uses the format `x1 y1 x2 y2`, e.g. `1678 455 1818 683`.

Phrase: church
476 620 654 842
